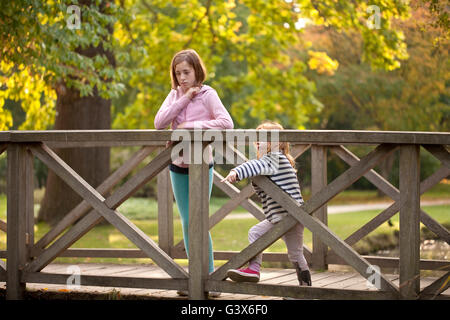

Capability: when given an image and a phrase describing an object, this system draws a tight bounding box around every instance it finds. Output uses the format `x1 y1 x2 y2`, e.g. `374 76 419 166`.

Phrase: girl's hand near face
221 170 238 183
185 86 200 99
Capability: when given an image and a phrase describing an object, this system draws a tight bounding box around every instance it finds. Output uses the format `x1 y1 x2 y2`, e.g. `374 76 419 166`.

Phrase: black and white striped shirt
232 152 304 223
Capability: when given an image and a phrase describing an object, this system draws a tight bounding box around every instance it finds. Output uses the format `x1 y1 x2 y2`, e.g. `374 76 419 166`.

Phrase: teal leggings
170 167 215 273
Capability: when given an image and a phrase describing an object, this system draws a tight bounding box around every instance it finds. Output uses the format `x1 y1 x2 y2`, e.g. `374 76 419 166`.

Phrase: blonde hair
170 49 207 89
256 121 296 170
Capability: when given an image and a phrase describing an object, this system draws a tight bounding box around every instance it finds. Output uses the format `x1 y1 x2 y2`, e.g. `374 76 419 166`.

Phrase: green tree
112 0 411 130
0 0 138 224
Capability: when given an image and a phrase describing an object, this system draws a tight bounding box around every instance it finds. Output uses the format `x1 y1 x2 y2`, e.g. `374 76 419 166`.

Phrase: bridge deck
1 263 448 300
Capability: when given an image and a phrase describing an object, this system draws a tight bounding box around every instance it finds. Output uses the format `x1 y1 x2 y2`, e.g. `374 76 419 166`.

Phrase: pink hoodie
154 84 234 167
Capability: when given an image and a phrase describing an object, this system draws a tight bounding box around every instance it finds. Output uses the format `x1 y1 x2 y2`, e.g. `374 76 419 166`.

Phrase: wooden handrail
1 130 449 300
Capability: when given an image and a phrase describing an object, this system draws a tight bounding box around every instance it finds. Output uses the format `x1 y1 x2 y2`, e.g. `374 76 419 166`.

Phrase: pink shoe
227 267 260 283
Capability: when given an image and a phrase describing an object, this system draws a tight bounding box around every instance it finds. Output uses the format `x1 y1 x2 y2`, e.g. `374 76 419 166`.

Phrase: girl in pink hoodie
154 49 233 288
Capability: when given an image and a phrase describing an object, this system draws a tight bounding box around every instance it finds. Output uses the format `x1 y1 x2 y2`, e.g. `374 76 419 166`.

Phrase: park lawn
0 189 448 267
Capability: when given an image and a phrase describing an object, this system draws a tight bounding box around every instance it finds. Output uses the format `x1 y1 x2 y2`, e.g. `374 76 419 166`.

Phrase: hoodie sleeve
232 153 279 181
182 89 234 129
154 90 191 129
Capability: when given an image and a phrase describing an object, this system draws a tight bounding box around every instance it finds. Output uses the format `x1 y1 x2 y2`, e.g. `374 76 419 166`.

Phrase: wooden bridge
0 129 449 300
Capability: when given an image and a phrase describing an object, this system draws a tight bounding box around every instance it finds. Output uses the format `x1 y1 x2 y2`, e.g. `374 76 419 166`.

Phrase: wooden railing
0 130 449 300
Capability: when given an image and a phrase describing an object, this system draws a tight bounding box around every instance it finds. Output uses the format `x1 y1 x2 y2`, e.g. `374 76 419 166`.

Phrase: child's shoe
227 267 260 283
293 262 312 286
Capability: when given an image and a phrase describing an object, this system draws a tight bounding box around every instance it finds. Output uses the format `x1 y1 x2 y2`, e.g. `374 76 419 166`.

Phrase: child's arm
221 154 279 183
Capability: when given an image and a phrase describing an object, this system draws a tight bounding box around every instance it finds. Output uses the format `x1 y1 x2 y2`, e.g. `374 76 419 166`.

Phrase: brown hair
256 121 296 170
170 49 207 89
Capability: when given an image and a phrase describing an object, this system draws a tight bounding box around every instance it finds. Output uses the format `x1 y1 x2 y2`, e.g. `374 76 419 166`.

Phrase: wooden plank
22 272 188 291
6 144 34 299
344 165 450 246
252 175 399 294
188 142 210 299
209 183 257 228
311 145 328 270
326 253 450 271
303 144 397 217
157 165 173 254
27 144 188 279
420 209 450 244
206 280 399 300
399 145 421 299
8 129 450 145
28 147 166 268
33 146 156 252
423 145 450 169
0 219 6 233
212 171 265 221
45 141 166 148
419 272 450 299
330 145 400 200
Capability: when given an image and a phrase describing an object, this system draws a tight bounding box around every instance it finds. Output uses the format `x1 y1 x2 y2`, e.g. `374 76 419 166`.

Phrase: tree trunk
38 1 114 226
37 87 111 226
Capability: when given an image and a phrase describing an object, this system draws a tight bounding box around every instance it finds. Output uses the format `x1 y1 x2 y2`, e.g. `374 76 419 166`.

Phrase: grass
0 184 449 268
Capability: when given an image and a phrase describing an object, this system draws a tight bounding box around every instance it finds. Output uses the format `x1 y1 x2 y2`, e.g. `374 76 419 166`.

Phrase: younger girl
154 49 234 280
221 121 311 286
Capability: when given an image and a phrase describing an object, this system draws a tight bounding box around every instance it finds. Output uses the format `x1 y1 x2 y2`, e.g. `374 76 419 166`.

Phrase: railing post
6 143 34 299
188 140 210 299
157 163 173 255
311 145 328 270
399 144 421 299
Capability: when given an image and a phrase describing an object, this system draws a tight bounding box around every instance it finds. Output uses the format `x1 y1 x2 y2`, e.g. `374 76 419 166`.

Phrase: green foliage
307 5 449 132
0 0 137 129
1 0 413 131
111 0 411 130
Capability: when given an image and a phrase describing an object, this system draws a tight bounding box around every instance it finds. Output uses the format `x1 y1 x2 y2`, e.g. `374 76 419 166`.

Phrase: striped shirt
233 152 304 223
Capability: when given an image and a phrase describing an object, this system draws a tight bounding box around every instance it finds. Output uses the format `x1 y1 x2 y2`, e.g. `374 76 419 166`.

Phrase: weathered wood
27 145 170 271
205 280 399 300
344 165 450 246
212 171 266 221
420 209 450 244
311 145 328 270
252 175 399 293
6 144 34 299
399 145 421 299
423 145 450 169
33 146 156 252
188 142 211 299
330 145 400 200
419 272 450 299
7 129 450 145
157 165 174 254
22 272 188 291
209 183 257 228
326 253 450 271
304 144 398 218
45 141 166 148
28 144 188 279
